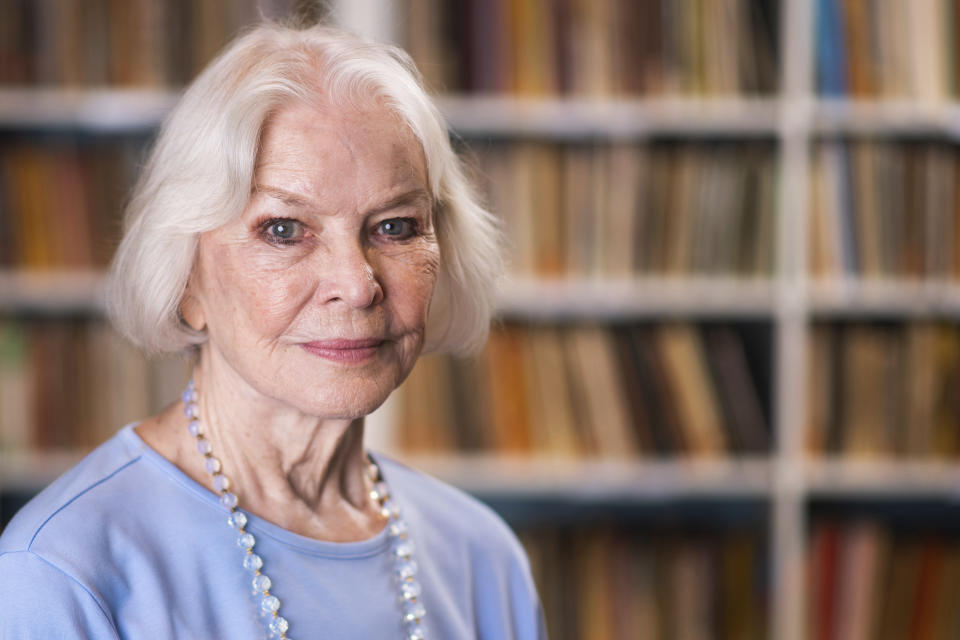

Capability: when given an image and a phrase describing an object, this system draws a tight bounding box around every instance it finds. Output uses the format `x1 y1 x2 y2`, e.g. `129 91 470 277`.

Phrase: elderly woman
0 23 546 640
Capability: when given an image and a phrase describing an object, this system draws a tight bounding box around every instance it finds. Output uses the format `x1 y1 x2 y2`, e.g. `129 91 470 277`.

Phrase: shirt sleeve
472 536 550 640
0 551 121 640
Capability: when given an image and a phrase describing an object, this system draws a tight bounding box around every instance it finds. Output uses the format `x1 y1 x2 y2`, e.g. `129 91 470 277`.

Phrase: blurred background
2 1 960 639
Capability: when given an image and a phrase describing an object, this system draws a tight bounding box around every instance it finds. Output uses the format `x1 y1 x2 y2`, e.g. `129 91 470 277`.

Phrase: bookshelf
3 1 960 639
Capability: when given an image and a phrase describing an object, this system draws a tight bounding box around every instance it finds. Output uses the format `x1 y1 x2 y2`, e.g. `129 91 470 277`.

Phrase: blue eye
378 218 416 239
262 218 304 245
269 221 297 239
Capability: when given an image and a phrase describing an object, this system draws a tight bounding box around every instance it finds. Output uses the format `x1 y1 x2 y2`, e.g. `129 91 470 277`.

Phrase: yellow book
656 324 726 456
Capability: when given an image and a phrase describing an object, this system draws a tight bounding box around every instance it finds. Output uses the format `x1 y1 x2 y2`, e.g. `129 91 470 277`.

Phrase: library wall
2 1 960 639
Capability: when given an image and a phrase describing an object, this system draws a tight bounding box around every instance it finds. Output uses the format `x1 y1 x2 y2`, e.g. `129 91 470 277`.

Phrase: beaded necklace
181 380 428 639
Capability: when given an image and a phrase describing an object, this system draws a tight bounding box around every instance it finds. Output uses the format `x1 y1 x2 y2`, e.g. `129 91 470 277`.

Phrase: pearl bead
252 574 272 594
238 532 255 549
261 595 281 614
228 511 247 530
269 616 290 635
205 457 221 474
402 601 426 624
243 553 263 572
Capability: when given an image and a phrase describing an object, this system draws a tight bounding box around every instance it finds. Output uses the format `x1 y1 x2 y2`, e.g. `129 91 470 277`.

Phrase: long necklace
182 380 428 640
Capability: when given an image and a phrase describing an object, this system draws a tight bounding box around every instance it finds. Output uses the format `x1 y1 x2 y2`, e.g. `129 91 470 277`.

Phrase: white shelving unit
3 2 960 639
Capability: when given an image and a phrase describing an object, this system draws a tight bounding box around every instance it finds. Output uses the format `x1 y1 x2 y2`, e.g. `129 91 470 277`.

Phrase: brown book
808 521 840 640
562 146 594 276
612 328 655 455
446 353 491 453
656 324 726 456
908 539 944 640
703 326 769 454
575 529 615 640
718 533 761 640
930 325 960 458
851 143 882 277
807 325 831 455
841 326 894 456
486 325 532 453
0 152 15 268
529 145 564 276
511 0 557 95
53 147 95 268
567 0 613 97
833 521 886 640
955 159 960 278
843 0 872 96
526 327 580 457
664 148 696 275
630 325 687 454
0 321 31 452
930 542 960 639
564 326 636 458
666 538 713 638
905 323 938 456
395 354 454 453
10 147 52 269
604 145 642 276
877 540 924 640
902 148 926 277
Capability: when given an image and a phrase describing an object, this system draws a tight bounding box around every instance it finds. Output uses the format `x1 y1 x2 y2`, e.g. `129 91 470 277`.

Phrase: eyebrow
253 184 432 215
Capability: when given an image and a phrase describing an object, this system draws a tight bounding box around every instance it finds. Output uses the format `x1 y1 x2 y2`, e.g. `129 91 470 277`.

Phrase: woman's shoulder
371 451 528 562
0 424 150 553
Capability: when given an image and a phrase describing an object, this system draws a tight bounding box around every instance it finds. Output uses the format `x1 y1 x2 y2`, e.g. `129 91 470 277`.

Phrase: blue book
817 0 849 95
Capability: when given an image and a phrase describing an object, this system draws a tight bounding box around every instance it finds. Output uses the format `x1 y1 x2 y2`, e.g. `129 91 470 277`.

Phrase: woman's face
184 100 439 418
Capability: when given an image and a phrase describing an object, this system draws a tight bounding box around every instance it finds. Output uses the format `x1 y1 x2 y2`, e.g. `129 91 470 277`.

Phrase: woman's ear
179 291 206 332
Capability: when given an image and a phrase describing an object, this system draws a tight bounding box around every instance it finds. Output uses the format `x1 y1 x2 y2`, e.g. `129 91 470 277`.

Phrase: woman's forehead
254 101 427 195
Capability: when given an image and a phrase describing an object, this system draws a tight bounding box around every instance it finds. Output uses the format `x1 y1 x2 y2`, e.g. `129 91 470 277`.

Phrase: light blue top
0 424 547 639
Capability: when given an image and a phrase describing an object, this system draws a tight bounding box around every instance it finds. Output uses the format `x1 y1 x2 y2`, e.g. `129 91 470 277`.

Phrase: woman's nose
317 242 384 309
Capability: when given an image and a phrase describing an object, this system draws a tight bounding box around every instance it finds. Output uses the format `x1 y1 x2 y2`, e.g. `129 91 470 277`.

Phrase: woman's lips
300 338 384 363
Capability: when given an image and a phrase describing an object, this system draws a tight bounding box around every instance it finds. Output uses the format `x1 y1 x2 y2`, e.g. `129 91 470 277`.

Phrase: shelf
9 449 960 503
405 454 774 500
0 448 773 499
497 276 777 319
0 88 178 132
813 99 960 139
1 271 779 318
437 95 781 139
0 450 85 491
0 270 106 314
7 272 960 321
6 89 960 141
0 89 781 138
804 458 960 498
809 279 960 317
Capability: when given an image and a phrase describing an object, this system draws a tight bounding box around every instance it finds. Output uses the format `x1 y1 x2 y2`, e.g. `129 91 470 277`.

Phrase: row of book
12 136 960 280
810 141 960 280
807 322 960 458
473 141 776 278
400 0 780 96
0 139 142 269
395 322 772 457
808 519 960 640
0 0 288 87
816 0 960 100
522 526 767 640
0 319 190 451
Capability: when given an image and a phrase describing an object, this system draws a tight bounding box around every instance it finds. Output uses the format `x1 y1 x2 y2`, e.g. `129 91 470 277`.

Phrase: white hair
107 22 502 357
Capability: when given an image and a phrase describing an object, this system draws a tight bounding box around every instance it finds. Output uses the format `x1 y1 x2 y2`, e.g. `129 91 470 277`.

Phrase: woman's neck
136 350 386 542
